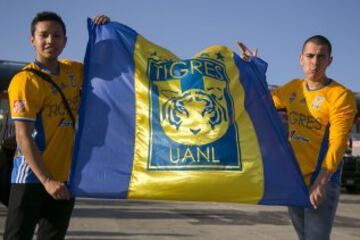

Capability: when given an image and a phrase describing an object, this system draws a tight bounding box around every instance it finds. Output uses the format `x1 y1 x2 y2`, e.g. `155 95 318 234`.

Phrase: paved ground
0 192 359 240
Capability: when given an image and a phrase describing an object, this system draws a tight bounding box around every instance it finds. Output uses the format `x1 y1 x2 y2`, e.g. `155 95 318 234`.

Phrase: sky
1 0 360 91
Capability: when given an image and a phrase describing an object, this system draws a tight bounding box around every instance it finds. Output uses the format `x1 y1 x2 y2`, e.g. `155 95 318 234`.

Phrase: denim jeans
288 182 340 240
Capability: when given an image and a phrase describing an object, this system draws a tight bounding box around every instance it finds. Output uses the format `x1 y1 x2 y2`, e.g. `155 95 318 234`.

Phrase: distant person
238 35 357 239
4 11 109 239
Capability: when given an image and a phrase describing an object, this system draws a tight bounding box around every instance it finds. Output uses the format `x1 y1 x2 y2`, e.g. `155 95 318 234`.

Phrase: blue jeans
288 182 340 240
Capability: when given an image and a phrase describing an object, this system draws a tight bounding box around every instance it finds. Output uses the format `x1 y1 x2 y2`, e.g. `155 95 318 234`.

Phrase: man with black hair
238 36 357 239
4 11 109 239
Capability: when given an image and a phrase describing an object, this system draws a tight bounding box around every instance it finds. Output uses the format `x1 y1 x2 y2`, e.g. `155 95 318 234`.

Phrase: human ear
30 36 35 47
327 56 333 67
299 54 304 66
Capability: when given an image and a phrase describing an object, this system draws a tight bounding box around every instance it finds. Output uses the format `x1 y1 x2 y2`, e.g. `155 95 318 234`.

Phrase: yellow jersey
8 59 83 183
272 79 357 185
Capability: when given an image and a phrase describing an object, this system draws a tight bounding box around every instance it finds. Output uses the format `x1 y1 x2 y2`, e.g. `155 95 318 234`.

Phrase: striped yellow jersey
272 79 357 185
8 59 83 183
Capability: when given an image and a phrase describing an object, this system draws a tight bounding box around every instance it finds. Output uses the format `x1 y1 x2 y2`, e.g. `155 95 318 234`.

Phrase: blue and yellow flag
69 20 310 207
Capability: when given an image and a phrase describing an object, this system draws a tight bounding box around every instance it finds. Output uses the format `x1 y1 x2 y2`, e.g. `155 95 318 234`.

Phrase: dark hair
31 11 66 36
302 35 332 56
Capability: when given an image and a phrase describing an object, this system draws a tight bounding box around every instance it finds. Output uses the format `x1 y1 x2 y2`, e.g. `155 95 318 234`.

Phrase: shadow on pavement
72 206 360 228
73 207 292 226
65 231 192 240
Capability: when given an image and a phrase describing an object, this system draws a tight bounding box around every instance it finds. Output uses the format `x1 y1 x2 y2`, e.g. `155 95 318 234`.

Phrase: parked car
341 153 360 193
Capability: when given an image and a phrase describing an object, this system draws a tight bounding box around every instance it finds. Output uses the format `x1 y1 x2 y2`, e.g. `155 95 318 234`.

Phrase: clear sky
1 0 359 91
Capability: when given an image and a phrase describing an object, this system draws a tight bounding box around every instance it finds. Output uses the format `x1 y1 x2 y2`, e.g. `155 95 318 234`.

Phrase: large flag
69 20 310 207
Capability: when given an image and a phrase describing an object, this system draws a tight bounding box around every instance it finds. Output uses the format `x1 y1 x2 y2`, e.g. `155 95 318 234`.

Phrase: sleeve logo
13 100 26 113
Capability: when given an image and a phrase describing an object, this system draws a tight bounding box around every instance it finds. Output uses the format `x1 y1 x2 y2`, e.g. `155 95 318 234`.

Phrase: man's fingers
236 41 258 60
46 181 70 200
310 195 318 209
62 187 70 200
57 184 70 200
93 15 110 25
237 41 249 54
310 188 326 209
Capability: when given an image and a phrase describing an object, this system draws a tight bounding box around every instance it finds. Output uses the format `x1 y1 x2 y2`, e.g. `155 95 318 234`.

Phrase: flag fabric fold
69 19 310 207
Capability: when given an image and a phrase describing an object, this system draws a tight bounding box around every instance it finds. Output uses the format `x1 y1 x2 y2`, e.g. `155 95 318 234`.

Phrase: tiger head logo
154 78 229 145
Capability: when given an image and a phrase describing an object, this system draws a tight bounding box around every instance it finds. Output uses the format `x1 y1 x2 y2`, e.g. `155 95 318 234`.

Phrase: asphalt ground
0 192 359 240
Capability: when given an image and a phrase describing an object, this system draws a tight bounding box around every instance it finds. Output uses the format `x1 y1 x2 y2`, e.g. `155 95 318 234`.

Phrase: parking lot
0 191 359 240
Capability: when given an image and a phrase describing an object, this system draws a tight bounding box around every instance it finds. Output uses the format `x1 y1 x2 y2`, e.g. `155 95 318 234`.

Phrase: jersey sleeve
271 83 292 110
322 90 357 172
271 88 286 109
8 72 46 121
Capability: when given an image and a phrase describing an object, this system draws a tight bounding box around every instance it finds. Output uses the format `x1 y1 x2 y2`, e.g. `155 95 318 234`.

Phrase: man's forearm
16 133 52 183
314 169 332 185
309 169 333 208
